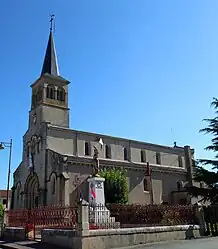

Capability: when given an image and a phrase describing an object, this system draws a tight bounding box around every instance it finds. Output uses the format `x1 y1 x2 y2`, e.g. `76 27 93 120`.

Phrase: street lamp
0 139 12 209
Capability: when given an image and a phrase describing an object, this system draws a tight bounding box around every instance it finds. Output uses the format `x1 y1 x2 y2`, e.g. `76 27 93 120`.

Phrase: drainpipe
184 146 194 187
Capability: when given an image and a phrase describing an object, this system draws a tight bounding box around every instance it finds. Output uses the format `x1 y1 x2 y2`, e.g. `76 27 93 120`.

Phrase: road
115 237 218 249
1 238 218 249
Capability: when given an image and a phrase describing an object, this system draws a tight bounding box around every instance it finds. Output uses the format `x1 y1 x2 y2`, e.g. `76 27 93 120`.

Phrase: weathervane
50 14 55 32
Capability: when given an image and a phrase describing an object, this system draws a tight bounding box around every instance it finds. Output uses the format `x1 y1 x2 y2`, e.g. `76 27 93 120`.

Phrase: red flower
89 224 101 230
25 223 34 233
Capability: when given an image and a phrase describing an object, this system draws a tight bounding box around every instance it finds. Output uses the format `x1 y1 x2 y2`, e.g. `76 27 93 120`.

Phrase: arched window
141 150 146 163
156 152 161 165
178 156 183 167
27 144 30 157
85 142 90 156
177 181 182 191
124 147 128 160
46 85 55 99
105 145 111 159
17 186 20 201
31 137 37 155
52 178 56 195
38 88 43 100
37 137 41 153
143 178 148 191
57 87 65 102
59 175 65 205
35 196 39 208
35 91 39 101
32 94 36 108
46 87 49 98
16 184 21 208
35 88 43 102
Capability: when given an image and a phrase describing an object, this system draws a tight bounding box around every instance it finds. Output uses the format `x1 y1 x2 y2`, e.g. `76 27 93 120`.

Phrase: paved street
0 240 61 249
115 237 218 249
0 238 218 249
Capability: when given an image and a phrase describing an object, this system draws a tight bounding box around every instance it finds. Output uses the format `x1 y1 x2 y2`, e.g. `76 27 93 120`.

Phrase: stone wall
42 229 76 248
41 225 200 249
2 227 26 242
82 225 201 249
40 202 202 249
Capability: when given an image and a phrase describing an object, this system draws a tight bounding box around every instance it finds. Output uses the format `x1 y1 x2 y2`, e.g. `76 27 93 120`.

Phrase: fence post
76 200 89 237
3 209 9 227
195 202 206 236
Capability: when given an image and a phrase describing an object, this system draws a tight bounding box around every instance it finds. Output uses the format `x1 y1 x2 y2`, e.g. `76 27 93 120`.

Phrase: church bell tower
29 15 70 129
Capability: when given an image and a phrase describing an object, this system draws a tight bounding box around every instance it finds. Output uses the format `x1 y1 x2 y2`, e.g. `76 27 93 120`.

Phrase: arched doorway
15 182 21 209
59 174 65 205
24 173 40 209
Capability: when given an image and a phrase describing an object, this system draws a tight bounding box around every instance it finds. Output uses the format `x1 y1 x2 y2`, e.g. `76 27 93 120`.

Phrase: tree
100 168 128 204
186 98 218 203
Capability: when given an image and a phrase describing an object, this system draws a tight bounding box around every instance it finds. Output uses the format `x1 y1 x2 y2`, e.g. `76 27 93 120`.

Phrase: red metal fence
7 204 78 239
7 203 198 233
89 203 198 229
107 204 198 228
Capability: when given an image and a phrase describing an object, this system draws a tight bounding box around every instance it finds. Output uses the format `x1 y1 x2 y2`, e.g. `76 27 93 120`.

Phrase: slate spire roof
41 29 59 77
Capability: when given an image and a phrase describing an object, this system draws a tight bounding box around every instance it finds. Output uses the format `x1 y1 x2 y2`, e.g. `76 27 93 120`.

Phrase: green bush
100 168 128 204
0 203 4 221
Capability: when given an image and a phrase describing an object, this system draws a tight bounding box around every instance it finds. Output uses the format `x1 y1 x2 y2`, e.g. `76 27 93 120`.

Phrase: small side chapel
12 19 195 210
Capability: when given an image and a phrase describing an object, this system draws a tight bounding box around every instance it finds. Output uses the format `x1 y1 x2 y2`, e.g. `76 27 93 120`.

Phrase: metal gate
203 205 218 236
7 204 78 240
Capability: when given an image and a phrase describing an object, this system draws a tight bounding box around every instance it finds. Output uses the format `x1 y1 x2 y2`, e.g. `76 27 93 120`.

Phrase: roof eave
30 73 70 88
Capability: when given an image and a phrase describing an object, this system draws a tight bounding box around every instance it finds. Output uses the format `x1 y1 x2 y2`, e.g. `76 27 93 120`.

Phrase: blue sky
0 0 218 189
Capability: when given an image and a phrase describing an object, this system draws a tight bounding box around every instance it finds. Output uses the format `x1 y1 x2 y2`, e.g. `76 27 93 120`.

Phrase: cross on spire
40 14 59 76
50 14 55 32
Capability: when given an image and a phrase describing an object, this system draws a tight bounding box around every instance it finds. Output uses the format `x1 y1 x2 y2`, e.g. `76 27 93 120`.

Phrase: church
11 22 195 209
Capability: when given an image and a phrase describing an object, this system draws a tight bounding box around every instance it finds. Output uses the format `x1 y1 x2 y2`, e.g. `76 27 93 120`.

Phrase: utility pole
0 139 13 209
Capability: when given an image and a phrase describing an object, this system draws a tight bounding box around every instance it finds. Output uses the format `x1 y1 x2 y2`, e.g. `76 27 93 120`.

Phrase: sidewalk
0 241 66 249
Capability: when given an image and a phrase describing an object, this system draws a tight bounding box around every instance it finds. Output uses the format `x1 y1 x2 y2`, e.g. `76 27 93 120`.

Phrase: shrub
100 168 128 204
107 204 197 226
0 203 4 225
0 203 4 219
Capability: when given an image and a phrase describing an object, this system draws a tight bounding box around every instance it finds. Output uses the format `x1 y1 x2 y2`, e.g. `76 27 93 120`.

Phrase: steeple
41 15 59 77
29 15 70 129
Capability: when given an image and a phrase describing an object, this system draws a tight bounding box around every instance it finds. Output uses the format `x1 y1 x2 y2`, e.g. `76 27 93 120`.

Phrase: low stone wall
41 225 200 249
42 229 77 248
81 225 200 249
2 227 26 241
83 225 200 249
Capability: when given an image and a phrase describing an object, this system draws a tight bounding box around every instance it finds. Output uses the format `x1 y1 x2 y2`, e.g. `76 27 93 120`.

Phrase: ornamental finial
50 14 55 32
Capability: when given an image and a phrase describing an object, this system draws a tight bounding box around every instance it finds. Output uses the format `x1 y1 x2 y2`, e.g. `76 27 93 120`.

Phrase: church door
24 173 40 209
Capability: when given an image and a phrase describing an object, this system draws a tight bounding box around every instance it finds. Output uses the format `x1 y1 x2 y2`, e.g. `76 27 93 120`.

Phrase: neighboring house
0 190 11 209
12 25 195 209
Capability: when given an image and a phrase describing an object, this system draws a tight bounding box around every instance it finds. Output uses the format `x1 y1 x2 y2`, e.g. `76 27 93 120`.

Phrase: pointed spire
41 15 59 77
